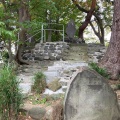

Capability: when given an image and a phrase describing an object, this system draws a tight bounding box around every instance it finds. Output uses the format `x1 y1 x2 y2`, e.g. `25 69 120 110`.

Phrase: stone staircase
43 61 88 95
18 43 106 96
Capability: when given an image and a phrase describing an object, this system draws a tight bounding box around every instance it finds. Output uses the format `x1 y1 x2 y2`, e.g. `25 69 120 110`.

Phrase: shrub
89 62 109 79
2 51 9 63
117 84 120 90
0 65 23 120
32 72 46 94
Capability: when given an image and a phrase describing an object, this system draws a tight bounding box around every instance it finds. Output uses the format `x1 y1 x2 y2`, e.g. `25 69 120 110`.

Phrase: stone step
19 83 32 98
43 70 60 77
17 74 34 83
48 65 63 71
43 71 60 84
55 62 88 71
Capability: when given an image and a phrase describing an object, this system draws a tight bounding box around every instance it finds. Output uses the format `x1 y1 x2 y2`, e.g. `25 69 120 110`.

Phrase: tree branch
89 21 98 36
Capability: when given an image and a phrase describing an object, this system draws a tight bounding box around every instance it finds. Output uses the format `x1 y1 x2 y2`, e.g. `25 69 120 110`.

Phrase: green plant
0 65 23 120
89 62 109 79
28 94 47 105
32 98 47 105
1 50 9 63
117 84 120 90
32 72 46 94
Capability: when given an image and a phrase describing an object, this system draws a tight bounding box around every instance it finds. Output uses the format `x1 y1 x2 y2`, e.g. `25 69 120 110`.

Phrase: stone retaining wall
22 42 69 61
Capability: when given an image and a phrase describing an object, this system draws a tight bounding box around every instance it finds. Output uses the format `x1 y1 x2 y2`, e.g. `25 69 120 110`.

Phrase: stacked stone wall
22 42 69 61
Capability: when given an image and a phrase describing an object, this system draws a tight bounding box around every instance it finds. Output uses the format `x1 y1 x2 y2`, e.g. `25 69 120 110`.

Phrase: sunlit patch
0 2 4 8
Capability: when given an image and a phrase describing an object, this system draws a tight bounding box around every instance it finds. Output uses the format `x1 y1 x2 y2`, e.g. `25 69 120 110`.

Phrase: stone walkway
18 43 106 96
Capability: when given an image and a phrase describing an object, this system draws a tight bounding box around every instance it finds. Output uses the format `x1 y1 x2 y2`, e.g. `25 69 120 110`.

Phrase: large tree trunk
15 28 30 65
15 0 30 65
99 0 120 80
77 0 96 42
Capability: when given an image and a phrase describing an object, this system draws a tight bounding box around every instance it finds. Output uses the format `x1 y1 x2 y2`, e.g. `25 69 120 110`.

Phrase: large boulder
47 78 62 92
28 107 46 120
64 67 120 120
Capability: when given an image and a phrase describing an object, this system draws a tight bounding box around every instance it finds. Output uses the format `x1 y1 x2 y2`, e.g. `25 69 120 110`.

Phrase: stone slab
64 67 120 120
17 74 33 83
43 71 60 83
28 107 46 120
48 66 63 71
44 71 59 77
19 83 32 95
43 88 64 95
66 19 76 38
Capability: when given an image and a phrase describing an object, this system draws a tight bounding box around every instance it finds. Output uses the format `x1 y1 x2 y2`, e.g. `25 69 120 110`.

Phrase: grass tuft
89 62 109 79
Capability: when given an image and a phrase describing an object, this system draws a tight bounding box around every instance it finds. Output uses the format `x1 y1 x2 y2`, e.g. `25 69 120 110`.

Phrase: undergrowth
32 72 46 94
0 65 23 120
89 62 109 79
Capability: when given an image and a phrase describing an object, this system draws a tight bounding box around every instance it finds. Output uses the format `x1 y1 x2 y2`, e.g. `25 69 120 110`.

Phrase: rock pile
22 42 69 61
88 43 107 63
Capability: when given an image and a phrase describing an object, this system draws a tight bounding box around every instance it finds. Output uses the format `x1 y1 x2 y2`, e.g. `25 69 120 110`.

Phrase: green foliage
0 65 23 120
32 72 46 94
40 98 47 104
0 22 16 40
1 51 9 63
117 84 120 90
30 0 79 32
28 94 47 105
89 62 109 79
33 98 47 105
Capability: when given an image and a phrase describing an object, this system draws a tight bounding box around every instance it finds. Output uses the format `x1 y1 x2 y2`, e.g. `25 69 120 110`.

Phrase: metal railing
17 23 65 44
41 23 64 43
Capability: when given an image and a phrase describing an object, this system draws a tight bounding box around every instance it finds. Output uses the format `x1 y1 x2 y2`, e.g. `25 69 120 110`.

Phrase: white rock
43 88 64 95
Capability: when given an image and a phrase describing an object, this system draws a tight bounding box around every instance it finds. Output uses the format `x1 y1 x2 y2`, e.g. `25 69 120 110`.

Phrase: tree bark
15 28 30 64
99 0 120 79
77 0 96 42
15 0 30 65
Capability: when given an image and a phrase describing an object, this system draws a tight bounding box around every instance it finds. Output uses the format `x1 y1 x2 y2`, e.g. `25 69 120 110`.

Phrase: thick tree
72 0 96 43
99 0 120 80
15 0 30 64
